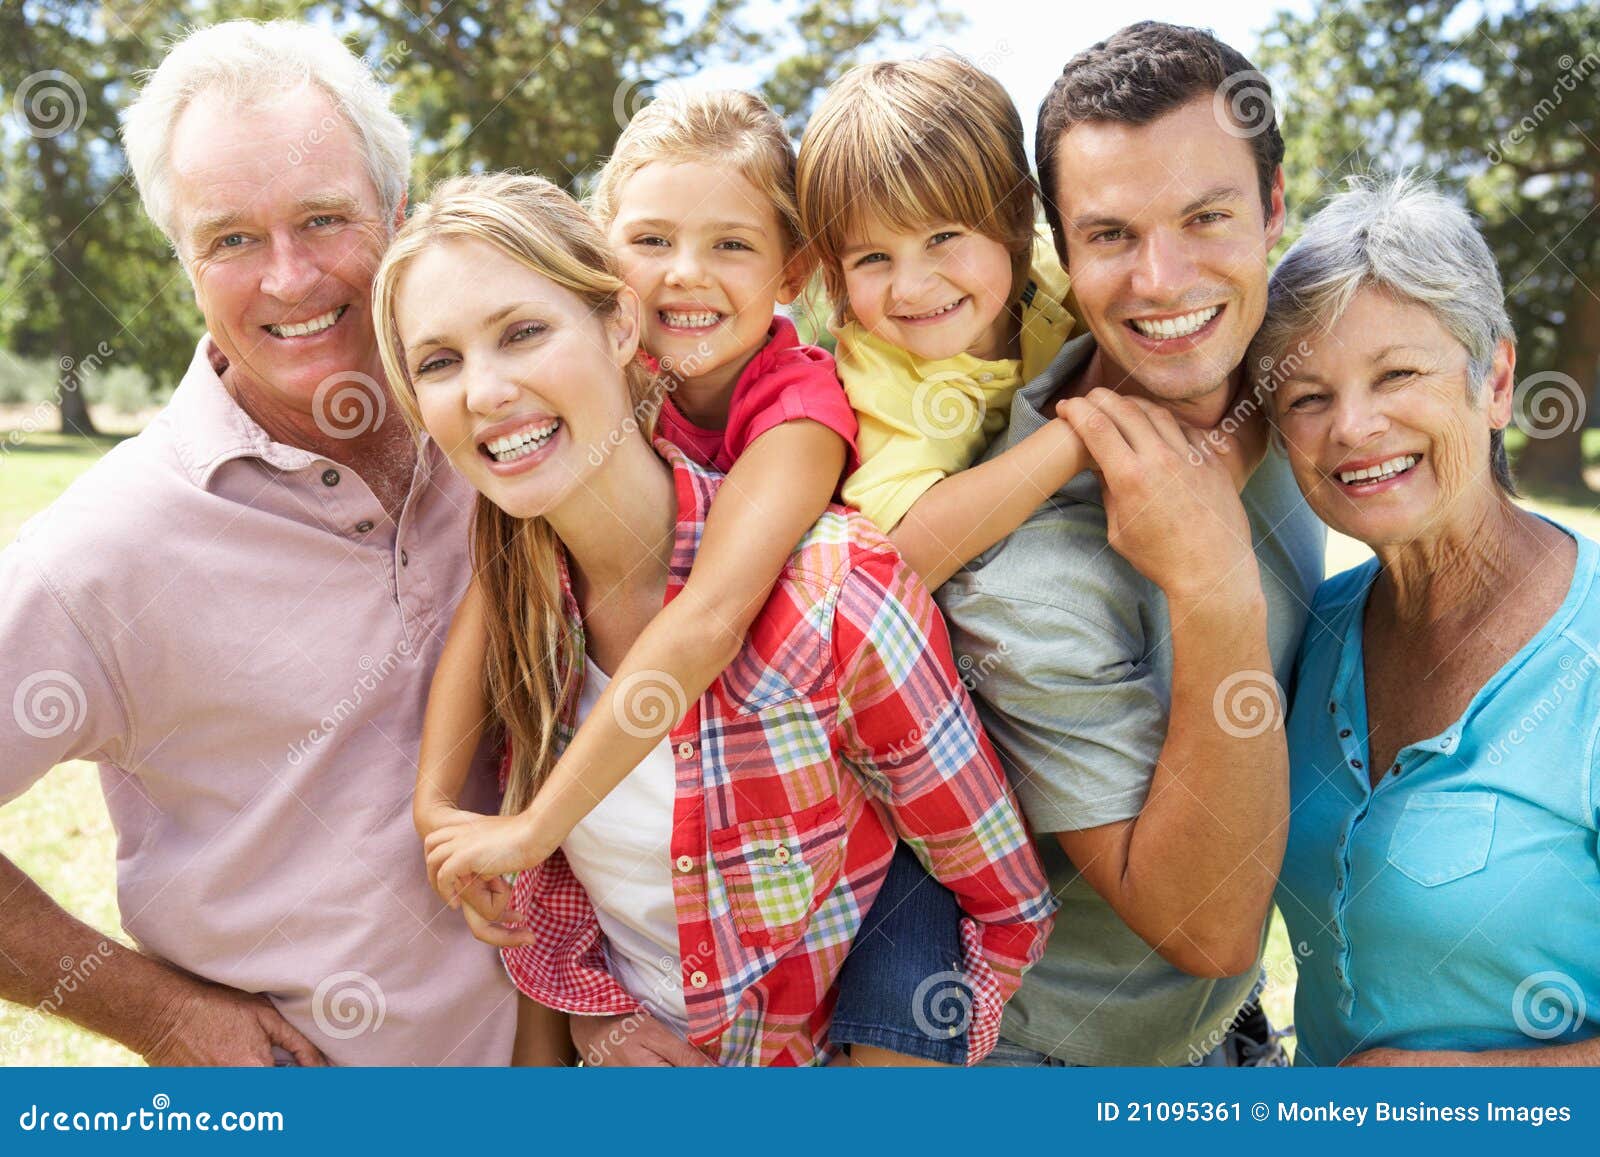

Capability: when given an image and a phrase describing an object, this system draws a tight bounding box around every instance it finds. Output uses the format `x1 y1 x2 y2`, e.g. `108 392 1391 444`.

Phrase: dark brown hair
1035 21 1284 257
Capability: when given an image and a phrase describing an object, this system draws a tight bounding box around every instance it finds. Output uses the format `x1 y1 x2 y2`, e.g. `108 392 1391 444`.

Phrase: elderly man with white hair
0 21 517 1065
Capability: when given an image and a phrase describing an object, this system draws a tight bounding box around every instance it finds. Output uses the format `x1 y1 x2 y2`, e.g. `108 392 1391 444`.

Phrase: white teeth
661 310 721 328
1130 306 1220 339
485 419 561 462
266 305 345 338
899 299 963 321
1337 454 1418 485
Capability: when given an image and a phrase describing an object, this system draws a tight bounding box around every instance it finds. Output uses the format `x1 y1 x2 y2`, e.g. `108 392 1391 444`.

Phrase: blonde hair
589 89 804 255
372 171 659 816
796 54 1037 321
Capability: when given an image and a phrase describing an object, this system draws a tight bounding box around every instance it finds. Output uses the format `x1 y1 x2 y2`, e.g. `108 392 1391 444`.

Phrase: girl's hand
423 812 553 910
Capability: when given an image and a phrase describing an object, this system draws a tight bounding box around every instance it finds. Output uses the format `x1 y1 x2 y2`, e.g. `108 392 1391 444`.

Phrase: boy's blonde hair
796 54 1037 320
589 89 804 255
372 171 658 817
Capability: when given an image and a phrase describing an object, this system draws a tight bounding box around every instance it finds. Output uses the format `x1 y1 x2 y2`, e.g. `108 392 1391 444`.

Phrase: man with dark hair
933 21 1326 1065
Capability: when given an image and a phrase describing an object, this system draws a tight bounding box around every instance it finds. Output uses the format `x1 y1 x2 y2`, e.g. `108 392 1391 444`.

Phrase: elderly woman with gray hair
1258 177 1600 1066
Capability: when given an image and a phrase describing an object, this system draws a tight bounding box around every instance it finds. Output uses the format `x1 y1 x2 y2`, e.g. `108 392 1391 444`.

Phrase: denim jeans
830 842 969 1065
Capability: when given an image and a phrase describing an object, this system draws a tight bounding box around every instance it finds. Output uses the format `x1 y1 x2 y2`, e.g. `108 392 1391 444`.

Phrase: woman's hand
1341 1047 1477 1067
424 811 554 911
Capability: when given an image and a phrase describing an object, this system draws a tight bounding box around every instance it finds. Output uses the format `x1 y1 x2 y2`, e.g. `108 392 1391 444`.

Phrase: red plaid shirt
502 441 1055 1065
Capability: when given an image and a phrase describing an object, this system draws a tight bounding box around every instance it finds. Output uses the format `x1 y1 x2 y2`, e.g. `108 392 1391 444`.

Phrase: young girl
411 92 855 902
373 171 1055 1066
796 53 1089 588
406 95 980 1063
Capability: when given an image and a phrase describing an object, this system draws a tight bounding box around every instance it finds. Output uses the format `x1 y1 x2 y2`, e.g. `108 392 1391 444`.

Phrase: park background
1 0 1595 1064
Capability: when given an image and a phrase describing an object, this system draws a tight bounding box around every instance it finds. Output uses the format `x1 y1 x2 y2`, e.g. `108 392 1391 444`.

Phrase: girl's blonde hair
589 89 805 255
372 171 659 816
796 54 1037 321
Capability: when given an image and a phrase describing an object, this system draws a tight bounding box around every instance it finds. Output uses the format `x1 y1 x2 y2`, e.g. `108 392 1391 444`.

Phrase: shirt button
1328 700 1337 714
321 468 340 487
689 970 708 989
773 845 791 865
1338 728 1352 739
977 372 994 383
675 855 694 873
1350 758 1363 769
400 549 409 567
676 741 694 759
355 520 375 533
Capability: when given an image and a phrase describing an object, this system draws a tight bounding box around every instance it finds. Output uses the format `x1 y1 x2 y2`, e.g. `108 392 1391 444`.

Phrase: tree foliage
1258 0 1599 492
0 0 957 431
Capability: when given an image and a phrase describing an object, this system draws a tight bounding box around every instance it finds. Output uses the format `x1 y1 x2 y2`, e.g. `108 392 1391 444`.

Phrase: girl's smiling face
1272 286 1514 550
392 236 641 520
839 216 1016 362
607 160 803 392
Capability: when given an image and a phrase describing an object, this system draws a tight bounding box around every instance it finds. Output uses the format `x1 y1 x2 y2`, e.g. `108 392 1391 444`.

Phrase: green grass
5 426 1600 1066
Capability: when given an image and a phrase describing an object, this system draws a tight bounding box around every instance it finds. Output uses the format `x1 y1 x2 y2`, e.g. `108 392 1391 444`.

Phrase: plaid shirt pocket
709 797 847 949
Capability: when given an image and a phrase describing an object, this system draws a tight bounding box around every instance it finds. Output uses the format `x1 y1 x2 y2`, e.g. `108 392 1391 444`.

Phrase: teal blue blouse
1277 520 1600 1065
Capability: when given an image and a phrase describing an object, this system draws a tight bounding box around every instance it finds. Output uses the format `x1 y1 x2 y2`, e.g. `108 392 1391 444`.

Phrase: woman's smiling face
392 236 641 520
1272 286 1514 550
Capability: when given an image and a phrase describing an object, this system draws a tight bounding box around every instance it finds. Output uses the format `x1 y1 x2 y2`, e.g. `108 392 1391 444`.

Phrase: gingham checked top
501 440 1057 1066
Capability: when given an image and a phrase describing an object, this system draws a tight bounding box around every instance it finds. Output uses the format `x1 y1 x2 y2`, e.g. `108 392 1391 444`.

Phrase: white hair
121 19 410 250
1251 173 1517 493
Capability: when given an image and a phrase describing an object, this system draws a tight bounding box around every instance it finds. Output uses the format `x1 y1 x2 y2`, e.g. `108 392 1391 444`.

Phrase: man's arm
0 854 324 1065
1056 389 1286 978
0 547 325 1065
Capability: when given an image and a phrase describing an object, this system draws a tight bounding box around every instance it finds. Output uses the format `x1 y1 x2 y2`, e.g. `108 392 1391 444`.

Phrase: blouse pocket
709 798 848 949
1385 791 1497 887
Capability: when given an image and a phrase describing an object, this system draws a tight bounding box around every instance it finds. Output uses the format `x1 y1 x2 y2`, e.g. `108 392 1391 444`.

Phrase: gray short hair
122 20 410 251
1251 174 1516 494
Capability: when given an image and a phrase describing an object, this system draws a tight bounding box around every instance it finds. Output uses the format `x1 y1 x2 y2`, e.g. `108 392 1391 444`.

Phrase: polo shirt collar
166 334 443 489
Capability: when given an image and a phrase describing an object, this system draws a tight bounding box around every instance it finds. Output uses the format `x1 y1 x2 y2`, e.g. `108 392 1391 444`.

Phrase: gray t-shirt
937 333 1325 1065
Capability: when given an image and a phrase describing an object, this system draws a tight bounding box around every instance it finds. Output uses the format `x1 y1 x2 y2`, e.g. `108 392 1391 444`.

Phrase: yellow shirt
837 228 1075 532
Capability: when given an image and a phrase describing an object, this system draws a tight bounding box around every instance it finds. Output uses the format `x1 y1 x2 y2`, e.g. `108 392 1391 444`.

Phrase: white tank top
559 656 689 1033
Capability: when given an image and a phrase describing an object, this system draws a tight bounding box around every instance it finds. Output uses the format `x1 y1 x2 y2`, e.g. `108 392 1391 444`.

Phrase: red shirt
654 316 859 474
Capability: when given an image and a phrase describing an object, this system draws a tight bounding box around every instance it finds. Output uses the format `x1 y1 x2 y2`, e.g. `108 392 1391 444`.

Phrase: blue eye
508 321 547 343
930 231 959 245
416 353 454 375
853 252 887 268
218 234 246 249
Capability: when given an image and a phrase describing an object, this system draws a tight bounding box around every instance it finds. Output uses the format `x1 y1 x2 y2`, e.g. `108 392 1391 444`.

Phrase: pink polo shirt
0 338 517 1065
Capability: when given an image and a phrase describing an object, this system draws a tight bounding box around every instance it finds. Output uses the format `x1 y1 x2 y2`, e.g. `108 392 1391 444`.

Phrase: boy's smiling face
840 217 1016 362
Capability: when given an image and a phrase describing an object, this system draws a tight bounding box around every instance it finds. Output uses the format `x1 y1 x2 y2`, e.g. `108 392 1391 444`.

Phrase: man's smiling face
1050 96 1284 414
173 82 396 414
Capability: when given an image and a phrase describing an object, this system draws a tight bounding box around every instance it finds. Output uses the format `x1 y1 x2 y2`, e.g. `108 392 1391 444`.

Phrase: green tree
220 0 959 190
1 1 203 434
1259 0 1598 494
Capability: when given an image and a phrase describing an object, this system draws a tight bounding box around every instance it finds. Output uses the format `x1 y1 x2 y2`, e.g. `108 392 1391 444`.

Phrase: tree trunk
56 363 96 435
1513 276 1598 494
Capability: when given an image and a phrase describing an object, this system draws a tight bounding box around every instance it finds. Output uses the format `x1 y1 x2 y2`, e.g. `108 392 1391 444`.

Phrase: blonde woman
372 172 1056 1065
